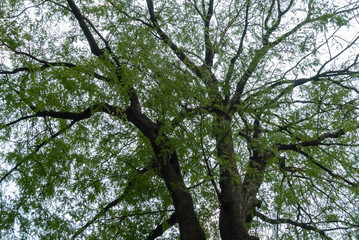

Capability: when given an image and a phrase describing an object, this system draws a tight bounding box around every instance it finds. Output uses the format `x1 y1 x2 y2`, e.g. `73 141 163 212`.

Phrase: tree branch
199 113 223 205
270 68 359 105
145 0 203 78
27 103 124 121
66 0 103 56
71 166 148 239
277 129 347 150
223 0 250 101
203 0 214 67
297 149 357 186
0 44 107 81
146 213 177 240
229 1 313 112
254 210 333 240
0 120 77 183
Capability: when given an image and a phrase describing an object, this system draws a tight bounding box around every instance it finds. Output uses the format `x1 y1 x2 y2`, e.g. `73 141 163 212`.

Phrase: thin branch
0 67 30 74
145 0 203 78
2 103 124 128
188 0 204 18
229 44 271 112
297 150 357 186
0 120 77 183
3 115 36 128
223 0 250 100
317 34 359 74
71 166 149 239
229 1 313 112
3 0 48 19
0 42 48 64
277 129 347 150
146 213 177 240
263 0 276 31
199 113 223 205
254 210 333 240
117 9 154 28
0 63 106 82
270 69 359 103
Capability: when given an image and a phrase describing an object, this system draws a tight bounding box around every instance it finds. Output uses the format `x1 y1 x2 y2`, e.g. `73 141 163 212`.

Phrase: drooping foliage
1 0 359 239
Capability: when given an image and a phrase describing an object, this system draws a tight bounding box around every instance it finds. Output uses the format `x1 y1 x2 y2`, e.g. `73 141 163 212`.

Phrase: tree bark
126 106 206 240
216 117 254 240
157 150 206 240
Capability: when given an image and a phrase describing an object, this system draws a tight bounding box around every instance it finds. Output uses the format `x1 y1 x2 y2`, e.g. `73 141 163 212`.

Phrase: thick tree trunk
216 117 255 240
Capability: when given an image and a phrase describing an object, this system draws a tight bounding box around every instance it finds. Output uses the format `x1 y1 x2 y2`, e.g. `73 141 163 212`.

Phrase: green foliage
1 0 359 239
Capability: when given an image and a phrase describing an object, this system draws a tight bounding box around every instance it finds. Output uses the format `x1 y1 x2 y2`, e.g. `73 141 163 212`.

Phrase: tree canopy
1 0 359 239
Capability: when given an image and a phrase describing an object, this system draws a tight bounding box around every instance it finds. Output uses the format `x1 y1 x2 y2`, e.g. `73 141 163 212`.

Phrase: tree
1 0 359 239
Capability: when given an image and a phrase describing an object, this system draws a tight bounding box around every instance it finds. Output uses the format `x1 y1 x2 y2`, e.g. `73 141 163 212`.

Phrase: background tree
1 0 359 239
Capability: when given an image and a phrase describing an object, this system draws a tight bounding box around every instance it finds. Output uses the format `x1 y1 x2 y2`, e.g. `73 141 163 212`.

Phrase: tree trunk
215 117 255 240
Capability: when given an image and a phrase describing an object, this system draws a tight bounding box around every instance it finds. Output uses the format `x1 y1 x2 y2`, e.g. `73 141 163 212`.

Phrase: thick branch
34 104 106 121
124 104 207 239
26 103 124 122
203 0 214 67
242 116 272 212
66 0 103 56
